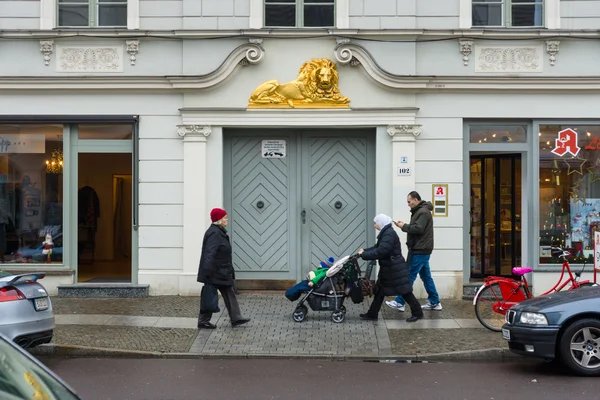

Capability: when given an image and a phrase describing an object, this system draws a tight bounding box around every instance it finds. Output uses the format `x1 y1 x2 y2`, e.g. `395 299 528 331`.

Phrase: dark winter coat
401 201 434 255
360 224 412 296
197 224 235 287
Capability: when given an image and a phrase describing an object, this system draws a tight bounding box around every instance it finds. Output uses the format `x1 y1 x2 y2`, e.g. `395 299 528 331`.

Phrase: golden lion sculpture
248 58 350 108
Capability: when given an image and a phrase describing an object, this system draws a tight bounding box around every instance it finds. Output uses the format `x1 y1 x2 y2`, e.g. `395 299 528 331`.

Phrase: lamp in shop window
45 149 63 174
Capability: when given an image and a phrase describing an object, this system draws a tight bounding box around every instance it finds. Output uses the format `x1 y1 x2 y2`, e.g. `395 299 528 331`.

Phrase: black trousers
366 283 423 318
198 284 243 324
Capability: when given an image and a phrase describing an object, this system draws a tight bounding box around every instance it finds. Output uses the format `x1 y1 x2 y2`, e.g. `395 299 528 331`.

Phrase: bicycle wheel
475 282 526 332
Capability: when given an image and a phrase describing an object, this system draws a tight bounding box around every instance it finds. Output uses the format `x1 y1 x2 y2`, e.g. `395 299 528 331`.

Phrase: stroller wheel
340 305 347 314
331 311 345 323
293 306 307 323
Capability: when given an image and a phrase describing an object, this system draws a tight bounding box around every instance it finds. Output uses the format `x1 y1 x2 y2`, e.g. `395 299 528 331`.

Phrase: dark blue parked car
502 285 600 376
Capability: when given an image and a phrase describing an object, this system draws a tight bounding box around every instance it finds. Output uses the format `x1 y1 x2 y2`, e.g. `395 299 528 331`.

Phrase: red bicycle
473 246 598 332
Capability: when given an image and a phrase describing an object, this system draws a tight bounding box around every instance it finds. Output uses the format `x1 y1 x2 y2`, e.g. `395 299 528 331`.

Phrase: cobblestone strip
193 294 379 356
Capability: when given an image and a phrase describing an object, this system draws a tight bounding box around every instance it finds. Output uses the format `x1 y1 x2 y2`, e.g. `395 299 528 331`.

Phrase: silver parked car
0 271 55 349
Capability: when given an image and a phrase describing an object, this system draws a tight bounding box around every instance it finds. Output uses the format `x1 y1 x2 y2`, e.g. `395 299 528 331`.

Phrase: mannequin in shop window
0 174 8 263
78 185 100 230
78 184 100 262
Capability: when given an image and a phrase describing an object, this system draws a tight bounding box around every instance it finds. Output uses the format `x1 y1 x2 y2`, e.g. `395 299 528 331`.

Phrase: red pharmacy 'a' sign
551 128 580 157
435 186 444 195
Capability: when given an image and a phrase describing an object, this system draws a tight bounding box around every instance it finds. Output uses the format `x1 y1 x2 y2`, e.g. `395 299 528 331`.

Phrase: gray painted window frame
69 124 138 284
471 0 545 28
463 120 534 284
264 0 336 28
57 0 128 28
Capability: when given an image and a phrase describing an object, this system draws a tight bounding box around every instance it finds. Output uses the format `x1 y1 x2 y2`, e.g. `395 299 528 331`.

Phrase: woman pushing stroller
358 214 423 323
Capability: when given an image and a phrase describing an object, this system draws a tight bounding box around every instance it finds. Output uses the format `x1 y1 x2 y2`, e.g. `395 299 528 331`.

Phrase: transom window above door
472 0 544 28
58 0 128 27
265 0 335 28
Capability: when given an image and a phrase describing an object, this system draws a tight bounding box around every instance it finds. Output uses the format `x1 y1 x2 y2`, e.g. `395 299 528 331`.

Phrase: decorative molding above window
475 45 543 73
40 0 139 30
56 45 124 72
249 0 348 29
459 0 560 30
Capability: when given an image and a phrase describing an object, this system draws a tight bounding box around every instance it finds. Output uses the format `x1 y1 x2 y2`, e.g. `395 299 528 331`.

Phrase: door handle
301 209 306 224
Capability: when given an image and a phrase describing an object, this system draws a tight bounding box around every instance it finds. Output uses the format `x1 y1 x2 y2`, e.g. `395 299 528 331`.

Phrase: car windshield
0 270 12 278
0 336 80 400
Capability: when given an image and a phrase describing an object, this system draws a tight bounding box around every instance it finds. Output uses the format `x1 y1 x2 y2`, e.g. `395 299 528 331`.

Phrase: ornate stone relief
126 40 140 66
239 39 265 66
40 40 54 66
475 45 543 73
57 46 123 72
176 125 212 138
334 38 361 67
459 40 473 66
546 40 560 66
387 125 422 138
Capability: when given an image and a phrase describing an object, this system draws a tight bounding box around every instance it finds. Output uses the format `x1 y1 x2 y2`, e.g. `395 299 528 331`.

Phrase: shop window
265 0 335 28
58 0 128 28
0 125 63 265
538 125 600 265
472 0 544 28
78 124 132 140
470 125 527 143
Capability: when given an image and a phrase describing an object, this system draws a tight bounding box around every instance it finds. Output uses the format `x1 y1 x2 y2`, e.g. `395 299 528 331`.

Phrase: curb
29 343 521 362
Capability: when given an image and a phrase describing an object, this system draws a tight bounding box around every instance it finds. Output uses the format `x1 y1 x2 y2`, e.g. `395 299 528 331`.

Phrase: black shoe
198 322 216 329
360 313 378 321
406 314 423 323
232 318 251 327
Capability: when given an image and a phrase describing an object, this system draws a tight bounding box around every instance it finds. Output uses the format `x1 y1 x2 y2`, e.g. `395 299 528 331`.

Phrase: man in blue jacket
386 191 442 312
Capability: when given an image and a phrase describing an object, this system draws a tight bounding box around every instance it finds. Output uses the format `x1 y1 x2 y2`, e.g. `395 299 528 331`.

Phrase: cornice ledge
334 40 430 89
168 39 265 89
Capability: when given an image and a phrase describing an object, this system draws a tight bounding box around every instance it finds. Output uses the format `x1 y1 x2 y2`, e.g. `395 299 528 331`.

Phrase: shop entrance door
470 154 522 278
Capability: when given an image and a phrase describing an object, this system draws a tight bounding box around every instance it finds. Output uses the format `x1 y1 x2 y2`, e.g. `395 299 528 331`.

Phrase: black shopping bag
200 284 220 314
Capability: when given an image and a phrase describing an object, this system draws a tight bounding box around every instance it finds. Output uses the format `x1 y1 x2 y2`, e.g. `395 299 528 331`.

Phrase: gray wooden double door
224 129 375 282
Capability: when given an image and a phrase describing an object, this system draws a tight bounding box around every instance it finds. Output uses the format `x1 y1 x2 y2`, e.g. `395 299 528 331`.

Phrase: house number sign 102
397 167 412 176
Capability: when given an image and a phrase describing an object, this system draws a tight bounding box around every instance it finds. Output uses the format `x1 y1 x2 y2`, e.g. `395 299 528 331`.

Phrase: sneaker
385 300 405 312
421 302 442 311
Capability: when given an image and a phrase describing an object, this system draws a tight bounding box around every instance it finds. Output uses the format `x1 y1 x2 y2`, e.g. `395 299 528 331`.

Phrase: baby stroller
291 254 374 323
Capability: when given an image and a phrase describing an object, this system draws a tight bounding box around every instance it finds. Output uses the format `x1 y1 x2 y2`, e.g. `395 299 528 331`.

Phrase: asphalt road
41 357 598 400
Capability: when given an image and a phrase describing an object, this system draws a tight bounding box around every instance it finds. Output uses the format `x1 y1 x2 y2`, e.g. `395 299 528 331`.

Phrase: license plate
502 328 510 341
34 297 49 311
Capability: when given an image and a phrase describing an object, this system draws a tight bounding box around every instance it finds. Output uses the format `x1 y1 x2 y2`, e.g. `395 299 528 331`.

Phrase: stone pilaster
177 125 212 276
388 125 422 251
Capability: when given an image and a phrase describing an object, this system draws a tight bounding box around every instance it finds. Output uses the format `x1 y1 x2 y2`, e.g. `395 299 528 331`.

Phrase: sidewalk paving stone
53 325 198 353
388 328 506 355
46 294 503 358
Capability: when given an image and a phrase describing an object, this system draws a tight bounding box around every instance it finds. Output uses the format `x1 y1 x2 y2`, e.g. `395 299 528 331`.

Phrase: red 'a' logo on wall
551 128 581 157
435 187 444 195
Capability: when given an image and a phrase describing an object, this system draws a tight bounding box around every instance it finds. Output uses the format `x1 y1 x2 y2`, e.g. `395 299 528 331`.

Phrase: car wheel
558 318 600 376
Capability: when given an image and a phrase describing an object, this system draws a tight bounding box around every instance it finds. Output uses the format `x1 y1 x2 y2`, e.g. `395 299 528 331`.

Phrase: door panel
225 129 373 282
229 134 295 280
470 154 522 278
301 132 370 278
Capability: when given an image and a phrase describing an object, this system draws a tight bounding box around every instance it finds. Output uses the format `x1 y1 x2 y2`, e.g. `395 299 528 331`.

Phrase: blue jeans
285 280 311 301
395 254 440 305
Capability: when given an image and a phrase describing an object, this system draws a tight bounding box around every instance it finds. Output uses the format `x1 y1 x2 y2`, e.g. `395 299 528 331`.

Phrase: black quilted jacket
360 224 412 296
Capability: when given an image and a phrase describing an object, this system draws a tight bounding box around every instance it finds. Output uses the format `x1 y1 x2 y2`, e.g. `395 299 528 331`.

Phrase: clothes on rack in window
78 185 100 232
